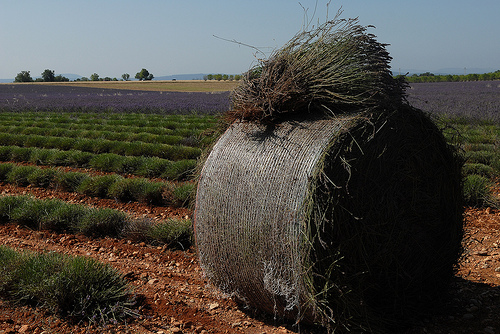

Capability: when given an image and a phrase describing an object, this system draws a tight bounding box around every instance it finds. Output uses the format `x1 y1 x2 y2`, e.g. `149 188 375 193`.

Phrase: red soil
0 179 499 334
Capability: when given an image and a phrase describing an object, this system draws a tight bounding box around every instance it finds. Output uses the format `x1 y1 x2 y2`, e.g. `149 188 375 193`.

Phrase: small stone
232 322 242 327
194 325 205 333
18 325 30 333
208 302 219 310
148 278 159 285
495 267 500 272
171 321 183 327
463 313 474 320
170 327 182 333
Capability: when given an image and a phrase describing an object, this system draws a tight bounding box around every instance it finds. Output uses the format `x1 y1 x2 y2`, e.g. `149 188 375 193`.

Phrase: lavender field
1 81 499 121
0 84 231 114
407 80 500 121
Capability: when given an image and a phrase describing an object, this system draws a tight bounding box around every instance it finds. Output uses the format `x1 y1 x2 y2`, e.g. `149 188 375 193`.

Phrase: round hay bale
194 14 463 332
194 107 463 332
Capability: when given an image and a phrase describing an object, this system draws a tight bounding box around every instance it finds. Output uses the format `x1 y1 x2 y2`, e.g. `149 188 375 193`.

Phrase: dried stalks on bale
228 13 408 124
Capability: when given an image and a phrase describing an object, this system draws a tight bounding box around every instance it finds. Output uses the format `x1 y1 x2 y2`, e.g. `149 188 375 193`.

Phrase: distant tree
206 74 214 80
103 77 112 81
54 74 69 82
41 69 55 82
90 73 100 81
479 73 492 81
14 71 34 82
222 74 229 81
80 77 89 81
135 68 154 81
234 74 242 81
122 73 130 81
466 73 479 81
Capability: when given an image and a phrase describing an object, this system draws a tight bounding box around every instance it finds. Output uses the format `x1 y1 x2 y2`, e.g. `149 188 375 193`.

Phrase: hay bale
194 14 463 332
195 107 463 331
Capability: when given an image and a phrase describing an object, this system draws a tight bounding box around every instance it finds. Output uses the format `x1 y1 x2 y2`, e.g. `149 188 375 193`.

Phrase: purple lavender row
0 84 231 114
406 80 500 121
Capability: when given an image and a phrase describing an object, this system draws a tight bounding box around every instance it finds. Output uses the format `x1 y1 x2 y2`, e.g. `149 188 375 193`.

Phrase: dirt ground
0 178 499 334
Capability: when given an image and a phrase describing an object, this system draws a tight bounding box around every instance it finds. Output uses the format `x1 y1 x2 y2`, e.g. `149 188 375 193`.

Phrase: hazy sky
1 0 499 79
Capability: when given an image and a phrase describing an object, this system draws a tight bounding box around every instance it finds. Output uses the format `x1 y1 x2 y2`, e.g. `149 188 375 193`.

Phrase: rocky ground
0 179 499 334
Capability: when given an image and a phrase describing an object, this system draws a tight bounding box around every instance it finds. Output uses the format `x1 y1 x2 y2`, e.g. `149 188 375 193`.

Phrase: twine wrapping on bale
194 13 463 333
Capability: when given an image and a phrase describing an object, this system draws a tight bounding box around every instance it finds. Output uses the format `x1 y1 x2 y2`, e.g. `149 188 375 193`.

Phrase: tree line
13 68 155 83
14 68 500 84
203 74 242 81
398 70 500 83
14 70 70 83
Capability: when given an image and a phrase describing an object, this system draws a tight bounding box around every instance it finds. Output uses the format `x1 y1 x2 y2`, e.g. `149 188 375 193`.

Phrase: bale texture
194 107 463 332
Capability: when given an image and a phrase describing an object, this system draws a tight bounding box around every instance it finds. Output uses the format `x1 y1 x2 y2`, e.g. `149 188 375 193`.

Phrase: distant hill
155 73 208 81
394 67 498 76
58 73 84 80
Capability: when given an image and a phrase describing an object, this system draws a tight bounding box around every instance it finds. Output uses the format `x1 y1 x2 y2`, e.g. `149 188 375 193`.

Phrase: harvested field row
0 162 193 207
39 79 239 92
0 146 196 180
0 112 217 129
0 132 201 160
0 126 200 147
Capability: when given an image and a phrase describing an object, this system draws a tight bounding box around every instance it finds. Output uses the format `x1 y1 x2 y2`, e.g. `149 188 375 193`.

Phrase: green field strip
0 145 197 180
0 112 217 129
0 121 213 138
0 133 201 160
0 125 202 147
0 194 193 246
0 162 194 207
